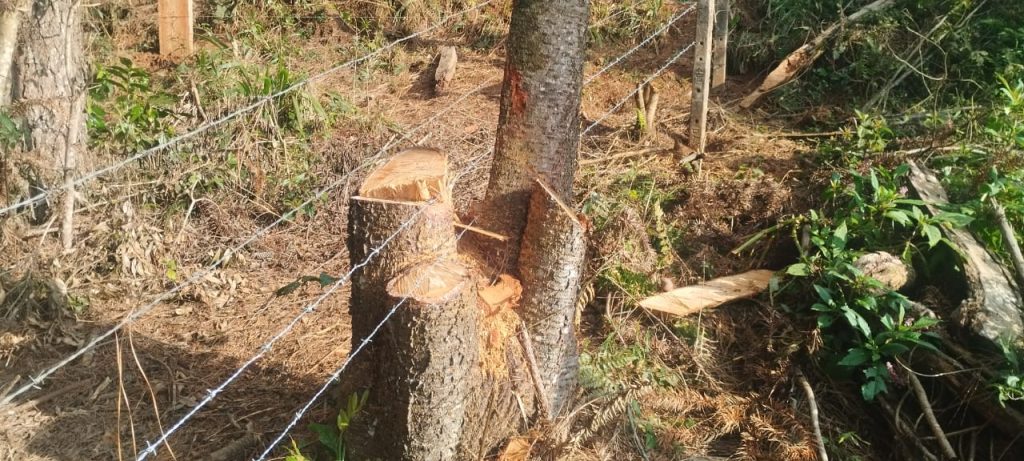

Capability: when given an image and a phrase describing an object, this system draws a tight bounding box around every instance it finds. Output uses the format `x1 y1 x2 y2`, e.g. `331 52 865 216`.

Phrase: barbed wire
0 0 494 217
253 221 478 461
582 40 698 137
0 79 494 407
135 203 432 460
253 38 702 457
583 3 696 85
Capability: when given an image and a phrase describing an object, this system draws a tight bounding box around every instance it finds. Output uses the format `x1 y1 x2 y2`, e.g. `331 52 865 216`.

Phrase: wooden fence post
158 0 193 59
712 0 730 88
689 0 715 154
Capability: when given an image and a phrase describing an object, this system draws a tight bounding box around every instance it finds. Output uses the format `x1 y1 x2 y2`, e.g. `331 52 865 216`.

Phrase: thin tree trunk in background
0 0 29 105
3 0 88 224
479 0 589 265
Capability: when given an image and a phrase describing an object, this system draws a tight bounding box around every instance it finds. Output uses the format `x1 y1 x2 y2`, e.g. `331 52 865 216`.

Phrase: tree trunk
478 0 589 264
344 1 591 458
1 0 87 225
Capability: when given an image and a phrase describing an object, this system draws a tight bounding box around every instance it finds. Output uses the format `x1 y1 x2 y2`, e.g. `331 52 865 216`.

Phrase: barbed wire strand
582 41 697 137
583 3 696 85
0 79 493 407
0 0 494 217
253 40 701 458
135 203 432 460
254 221 477 461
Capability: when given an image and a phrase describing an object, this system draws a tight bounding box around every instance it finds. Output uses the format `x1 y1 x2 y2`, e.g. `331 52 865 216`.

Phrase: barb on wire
583 3 697 85
135 204 432 460
0 79 494 407
254 221 478 461
582 41 697 136
0 0 494 217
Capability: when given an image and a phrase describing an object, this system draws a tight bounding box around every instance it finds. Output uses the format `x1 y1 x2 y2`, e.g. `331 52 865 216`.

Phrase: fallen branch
740 0 896 108
579 147 665 166
908 372 958 459
879 397 939 461
990 197 1024 294
519 321 552 421
639 269 773 317
796 369 828 461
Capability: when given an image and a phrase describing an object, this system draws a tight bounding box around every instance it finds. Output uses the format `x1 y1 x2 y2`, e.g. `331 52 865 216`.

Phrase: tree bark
478 0 589 264
2 0 88 224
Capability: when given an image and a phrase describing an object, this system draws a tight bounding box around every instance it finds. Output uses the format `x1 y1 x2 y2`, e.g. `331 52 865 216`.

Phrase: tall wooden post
158 0 193 59
689 0 715 154
712 0 730 88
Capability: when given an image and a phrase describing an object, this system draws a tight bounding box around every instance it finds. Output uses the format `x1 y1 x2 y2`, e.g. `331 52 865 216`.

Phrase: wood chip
639 270 774 317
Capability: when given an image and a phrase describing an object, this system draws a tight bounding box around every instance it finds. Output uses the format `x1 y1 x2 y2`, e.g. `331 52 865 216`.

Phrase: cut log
854 251 913 294
639 269 774 317
434 46 458 96
907 161 1024 347
739 0 896 109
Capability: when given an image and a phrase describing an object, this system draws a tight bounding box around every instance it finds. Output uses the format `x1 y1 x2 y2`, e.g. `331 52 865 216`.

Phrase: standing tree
343 1 589 459
1 0 88 246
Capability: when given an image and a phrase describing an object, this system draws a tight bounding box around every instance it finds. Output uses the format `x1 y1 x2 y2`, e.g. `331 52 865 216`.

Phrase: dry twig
795 369 828 461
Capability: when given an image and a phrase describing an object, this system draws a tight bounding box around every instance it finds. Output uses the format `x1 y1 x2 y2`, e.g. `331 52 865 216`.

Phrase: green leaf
813 284 833 304
879 342 910 356
861 376 888 401
817 314 835 328
786 263 810 276
924 224 942 248
309 423 339 456
842 306 872 338
884 210 911 226
833 221 848 249
839 348 871 367
934 211 974 227
911 316 941 329
275 280 303 297
318 272 340 287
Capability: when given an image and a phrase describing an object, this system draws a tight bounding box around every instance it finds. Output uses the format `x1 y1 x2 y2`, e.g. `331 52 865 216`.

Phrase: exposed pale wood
454 222 509 241
497 437 532 461
478 274 522 311
739 0 895 108
434 46 458 96
689 0 715 153
907 161 1023 346
359 148 450 203
639 269 773 317
157 0 194 59
711 0 729 88
644 84 659 137
387 259 470 303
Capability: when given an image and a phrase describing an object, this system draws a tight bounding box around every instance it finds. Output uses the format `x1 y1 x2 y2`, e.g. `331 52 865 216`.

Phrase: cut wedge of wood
639 270 774 317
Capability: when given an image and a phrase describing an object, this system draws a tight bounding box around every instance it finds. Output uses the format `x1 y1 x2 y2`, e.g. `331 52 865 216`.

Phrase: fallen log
639 269 774 317
907 161 1024 347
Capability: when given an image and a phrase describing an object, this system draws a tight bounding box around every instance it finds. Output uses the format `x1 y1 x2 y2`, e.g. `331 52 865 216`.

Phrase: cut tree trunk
2 0 88 226
477 0 589 263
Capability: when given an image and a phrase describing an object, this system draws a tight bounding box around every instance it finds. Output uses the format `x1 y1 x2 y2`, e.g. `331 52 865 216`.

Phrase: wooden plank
688 0 715 153
158 0 194 59
711 0 730 87
639 270 773 317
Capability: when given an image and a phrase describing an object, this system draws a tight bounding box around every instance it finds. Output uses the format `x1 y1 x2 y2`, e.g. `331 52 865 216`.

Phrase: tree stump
345 148 480 460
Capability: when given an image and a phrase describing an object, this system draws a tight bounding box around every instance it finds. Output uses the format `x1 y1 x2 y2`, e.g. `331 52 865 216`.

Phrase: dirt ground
0 5 838 460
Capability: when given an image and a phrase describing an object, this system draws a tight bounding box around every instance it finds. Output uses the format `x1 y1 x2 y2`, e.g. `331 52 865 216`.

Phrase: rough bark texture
907 161 1024 346
3 0 88 222
479 0 589 262
517 188 586 413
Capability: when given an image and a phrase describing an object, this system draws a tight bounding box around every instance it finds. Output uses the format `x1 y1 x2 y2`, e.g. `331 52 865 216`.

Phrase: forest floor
0 2 897 460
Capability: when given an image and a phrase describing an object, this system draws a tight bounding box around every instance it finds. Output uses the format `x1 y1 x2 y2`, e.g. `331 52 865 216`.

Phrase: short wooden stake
689 0 715 155
158 0 194 59
712 0 730 88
